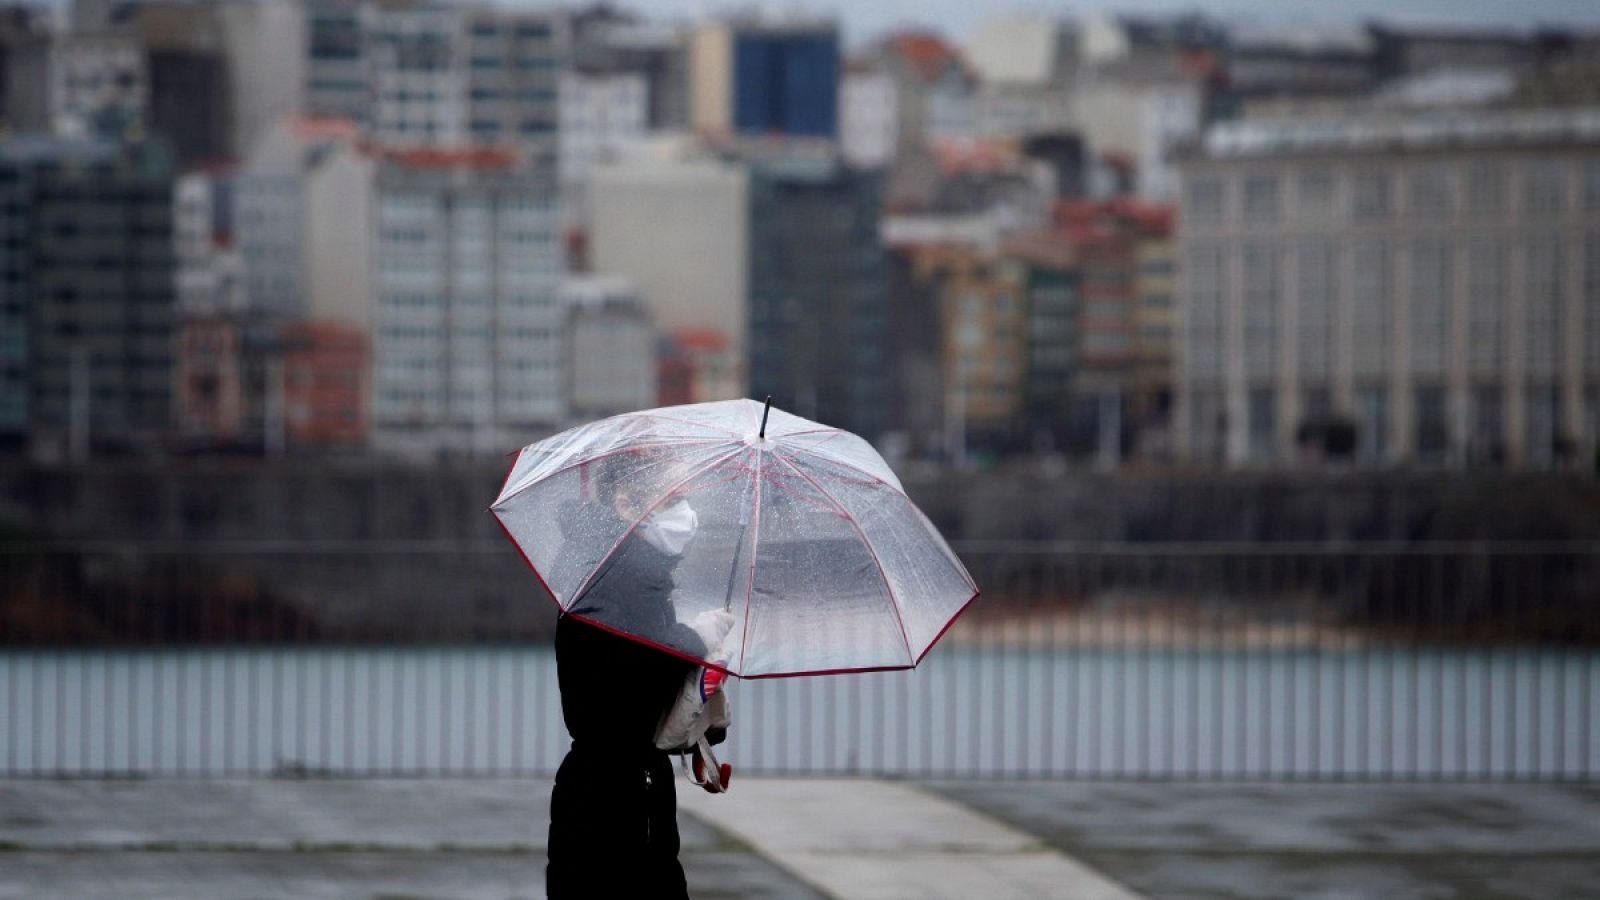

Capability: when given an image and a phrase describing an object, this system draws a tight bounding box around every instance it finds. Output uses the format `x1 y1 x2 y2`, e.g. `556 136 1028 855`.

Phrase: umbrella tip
759 395 772 439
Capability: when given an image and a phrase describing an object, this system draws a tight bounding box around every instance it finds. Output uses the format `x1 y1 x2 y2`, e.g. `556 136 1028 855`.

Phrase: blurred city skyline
505 0 1596 40
16 0 1600 40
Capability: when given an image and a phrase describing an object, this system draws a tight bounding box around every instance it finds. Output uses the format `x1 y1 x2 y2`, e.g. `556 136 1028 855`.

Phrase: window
1414 385 1449 461
1242 175 1280 224
1407 165 1453 219
1185 177 1224 225
1466 238 1506 375
1524 236 1563 378
1350 240 1390 378
1242 243 1279 378
1183 244 1225 378
1248 386 1276 462
1352 172 1392 221
1356 385 1388 463
1297 168 1337 219
1409 239 1451 377
1525 384 1561 468
1297 239 1336 381
1471 385 1503 460
1523 161 1568 216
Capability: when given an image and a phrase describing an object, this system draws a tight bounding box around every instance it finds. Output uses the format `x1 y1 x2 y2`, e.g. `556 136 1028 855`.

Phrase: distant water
0 645 1594 779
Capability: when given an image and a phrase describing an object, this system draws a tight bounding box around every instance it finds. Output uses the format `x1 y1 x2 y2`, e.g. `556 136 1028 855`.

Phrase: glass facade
732 30 839 138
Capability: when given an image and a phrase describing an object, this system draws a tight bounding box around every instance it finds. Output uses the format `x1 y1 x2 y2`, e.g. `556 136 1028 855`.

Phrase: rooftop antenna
759 395 772 439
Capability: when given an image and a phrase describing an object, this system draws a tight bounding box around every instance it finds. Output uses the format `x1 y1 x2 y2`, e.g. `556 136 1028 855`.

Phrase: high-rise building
571 10 689 130
369 147 563 458
305 1 566 162
304 0 368 125
41 30 148 139
691 20 839 139
558 68 646 225
173 170 246 316
0 137 176 458
839 62 896 168
746 152 887 439
236 118 365 319
1176 108 1600 469
1005 231 1079 452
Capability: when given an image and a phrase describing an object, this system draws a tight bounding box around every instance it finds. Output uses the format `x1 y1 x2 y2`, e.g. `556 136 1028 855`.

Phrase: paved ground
3 778 1600 899
679 778 1136 900
927 781 1600 900
0 779 820 900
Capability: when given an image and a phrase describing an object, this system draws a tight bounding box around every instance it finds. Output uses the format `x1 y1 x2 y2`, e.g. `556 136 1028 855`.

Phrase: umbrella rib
493 437 733 507
770 453 916 667
780 443 904 494
736 448 764 674
563 445 746 612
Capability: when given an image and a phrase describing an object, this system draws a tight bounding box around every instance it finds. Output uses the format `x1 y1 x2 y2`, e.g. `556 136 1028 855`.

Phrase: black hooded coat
545 529 712 899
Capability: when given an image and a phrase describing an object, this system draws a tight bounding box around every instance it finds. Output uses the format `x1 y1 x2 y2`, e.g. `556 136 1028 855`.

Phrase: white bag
654 609 734 753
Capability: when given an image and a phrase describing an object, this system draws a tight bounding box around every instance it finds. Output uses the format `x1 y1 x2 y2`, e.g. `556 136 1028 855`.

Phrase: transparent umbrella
490 398 979 678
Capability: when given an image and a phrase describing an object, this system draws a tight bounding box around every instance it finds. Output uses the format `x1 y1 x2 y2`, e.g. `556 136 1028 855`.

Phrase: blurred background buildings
0 0 1596 472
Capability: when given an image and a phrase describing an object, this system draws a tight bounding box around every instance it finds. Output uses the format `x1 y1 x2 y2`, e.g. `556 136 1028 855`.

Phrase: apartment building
1176 108 1600 468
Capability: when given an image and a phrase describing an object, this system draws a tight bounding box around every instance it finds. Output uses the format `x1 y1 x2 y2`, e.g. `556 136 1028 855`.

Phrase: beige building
586 136 748 398
1176 108 1600 469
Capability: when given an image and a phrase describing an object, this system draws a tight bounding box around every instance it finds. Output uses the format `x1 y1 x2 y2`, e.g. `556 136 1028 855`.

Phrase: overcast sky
602 0 1600 44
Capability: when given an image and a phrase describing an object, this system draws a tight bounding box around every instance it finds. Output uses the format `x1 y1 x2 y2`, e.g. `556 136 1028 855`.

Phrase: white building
587 135 748 398
1074 71 1203 201
370 148 564 458
173 171 247 316
558 69 647 224
1176 108 1600 469
235 118 366 318
561 275 656 420
845 33 978 166
307 2 566 161
218 0 306 160
44 31 146 137
964 15 1076 140
840 66 897 168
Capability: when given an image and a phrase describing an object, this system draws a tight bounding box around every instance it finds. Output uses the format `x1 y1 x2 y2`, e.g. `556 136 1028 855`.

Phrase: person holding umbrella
544 453 731 899
492 398 977 897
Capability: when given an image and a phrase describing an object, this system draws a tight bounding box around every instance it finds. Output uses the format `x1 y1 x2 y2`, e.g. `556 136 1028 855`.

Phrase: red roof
289 116 362 142
887 31 963 82
380 147 518 171
1054 197 1175 239
671 328 732 353
929 138 1017 175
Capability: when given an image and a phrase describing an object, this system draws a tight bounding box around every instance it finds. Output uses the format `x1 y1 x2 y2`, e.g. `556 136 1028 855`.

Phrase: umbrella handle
685 736 731 794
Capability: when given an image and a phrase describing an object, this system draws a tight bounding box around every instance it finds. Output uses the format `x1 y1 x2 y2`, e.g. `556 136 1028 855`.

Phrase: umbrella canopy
491 399 978 678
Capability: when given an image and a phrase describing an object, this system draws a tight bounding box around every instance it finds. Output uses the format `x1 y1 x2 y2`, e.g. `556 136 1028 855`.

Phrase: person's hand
688 608 735 646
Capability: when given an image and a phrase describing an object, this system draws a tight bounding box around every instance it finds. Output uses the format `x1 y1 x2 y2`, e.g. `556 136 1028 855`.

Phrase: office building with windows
690 19 839 139
306 1 566 163
1176 108 1600 468
0 137 175 458
369 147 563 458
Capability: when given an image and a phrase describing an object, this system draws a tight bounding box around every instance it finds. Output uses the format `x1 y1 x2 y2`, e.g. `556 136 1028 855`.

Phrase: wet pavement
0 779 819 900
2 778 1599 898
927 781 1600 899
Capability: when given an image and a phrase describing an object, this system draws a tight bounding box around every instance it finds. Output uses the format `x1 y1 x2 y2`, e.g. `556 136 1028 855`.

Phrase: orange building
282 322 369 449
